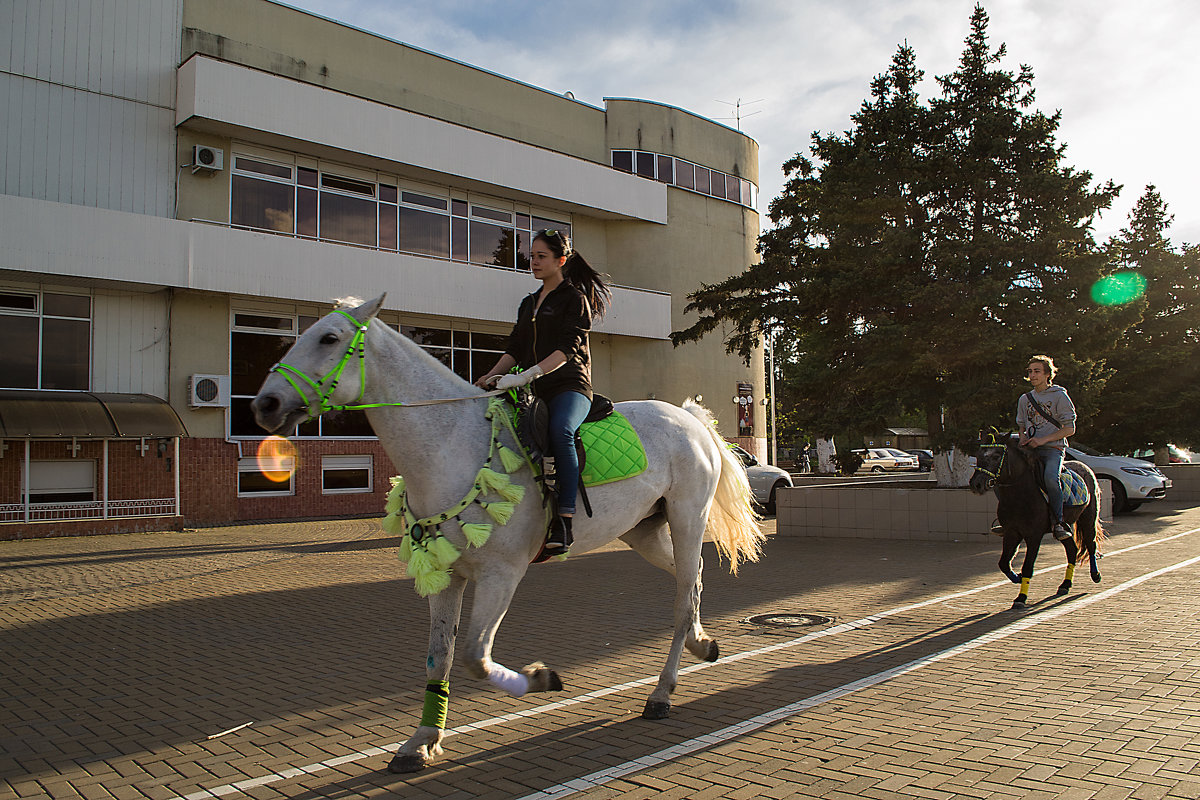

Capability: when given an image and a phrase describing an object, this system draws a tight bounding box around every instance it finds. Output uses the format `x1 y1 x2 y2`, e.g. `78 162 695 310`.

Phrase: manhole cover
744 612 833 628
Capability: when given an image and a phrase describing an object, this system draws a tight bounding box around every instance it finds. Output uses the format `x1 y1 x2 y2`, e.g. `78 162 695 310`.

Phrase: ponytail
563 252 611 319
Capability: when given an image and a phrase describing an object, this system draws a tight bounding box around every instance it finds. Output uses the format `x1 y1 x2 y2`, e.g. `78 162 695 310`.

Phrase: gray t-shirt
1016 385 1077 449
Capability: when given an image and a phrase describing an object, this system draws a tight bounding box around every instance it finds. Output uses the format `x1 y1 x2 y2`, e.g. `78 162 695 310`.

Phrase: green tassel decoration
476 467 508 493
428 535 461 568
407 546 433 578
461 522 492 547
414 568 451 597
398 534 412 562
382 512 405 536
482 500 516 525
498 445 524 474
493 480 525 504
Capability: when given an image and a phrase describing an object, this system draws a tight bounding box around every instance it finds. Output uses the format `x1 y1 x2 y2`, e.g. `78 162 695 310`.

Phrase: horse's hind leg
389 574 467 774
622 515 718 665
643 501 715 720
1056 532 1079 597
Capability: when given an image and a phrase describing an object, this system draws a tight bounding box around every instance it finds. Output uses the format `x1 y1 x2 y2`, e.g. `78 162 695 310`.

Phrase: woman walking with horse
475 229 611 554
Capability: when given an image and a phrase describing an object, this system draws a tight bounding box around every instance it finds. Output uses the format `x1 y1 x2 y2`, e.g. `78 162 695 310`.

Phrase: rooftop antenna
715 98 763 131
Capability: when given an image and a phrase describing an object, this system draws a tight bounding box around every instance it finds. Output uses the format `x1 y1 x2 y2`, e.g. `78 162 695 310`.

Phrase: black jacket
505 281 593 400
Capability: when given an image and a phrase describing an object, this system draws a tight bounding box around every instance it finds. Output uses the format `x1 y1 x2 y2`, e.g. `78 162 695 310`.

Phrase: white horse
251 295 765 773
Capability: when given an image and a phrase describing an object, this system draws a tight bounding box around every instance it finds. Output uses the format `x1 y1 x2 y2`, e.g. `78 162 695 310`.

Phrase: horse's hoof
1005 573 1021 585
1011 600 1027 611
1056 582 1071 597
521 662 564 692
1091 570 1102 584
387 753 429 774
705 641 719 662
642 700 671 720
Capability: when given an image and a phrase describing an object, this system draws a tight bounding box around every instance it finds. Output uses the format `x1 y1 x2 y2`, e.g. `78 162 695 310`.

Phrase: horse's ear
350 294 386 324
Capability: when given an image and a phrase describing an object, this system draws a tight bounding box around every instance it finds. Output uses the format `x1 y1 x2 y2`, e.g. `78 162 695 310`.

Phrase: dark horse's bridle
974 436 1029 489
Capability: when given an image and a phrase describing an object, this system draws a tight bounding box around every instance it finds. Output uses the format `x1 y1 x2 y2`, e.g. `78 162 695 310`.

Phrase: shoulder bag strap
1025 391 1062 429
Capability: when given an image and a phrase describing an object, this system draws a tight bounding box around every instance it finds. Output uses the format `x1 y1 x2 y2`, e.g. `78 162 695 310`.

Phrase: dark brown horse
969 433 1104 609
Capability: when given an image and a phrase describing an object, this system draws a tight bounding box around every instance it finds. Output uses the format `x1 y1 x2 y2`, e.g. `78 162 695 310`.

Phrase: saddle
1032 459 1091 508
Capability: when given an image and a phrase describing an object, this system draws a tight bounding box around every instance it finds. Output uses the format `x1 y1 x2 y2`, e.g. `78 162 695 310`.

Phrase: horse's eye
320 332 339 345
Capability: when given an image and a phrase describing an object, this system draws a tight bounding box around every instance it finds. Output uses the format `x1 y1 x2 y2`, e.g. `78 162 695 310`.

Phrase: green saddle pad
579 411 648 487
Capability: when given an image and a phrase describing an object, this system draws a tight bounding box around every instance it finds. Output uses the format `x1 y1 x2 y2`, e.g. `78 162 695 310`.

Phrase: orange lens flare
256 436 297 483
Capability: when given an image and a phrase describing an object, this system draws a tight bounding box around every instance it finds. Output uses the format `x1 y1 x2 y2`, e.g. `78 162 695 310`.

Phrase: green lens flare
1091 271 1147 306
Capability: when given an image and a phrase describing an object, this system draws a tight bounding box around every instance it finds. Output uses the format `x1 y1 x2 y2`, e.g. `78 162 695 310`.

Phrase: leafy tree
1090 186 1200 453
672 5 1119 482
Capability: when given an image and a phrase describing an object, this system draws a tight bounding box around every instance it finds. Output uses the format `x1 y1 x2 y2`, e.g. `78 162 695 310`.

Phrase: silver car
1066 444 1171 513
730 444 793 514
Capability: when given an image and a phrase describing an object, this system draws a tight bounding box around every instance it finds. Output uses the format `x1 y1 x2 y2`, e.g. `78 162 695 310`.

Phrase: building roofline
603 97 761 145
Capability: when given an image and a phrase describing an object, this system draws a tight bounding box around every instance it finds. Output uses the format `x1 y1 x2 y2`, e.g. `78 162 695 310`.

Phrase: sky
281 0 1200 247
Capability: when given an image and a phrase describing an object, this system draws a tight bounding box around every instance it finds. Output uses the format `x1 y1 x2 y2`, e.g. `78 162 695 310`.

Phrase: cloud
284 0 1200 244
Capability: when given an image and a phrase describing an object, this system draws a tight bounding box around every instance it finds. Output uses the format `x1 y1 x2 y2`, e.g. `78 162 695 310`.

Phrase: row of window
229 310 508 438
611 150 757 209
236 454 373 497
230 154 570 271
0 291 92 391
13 455 372 502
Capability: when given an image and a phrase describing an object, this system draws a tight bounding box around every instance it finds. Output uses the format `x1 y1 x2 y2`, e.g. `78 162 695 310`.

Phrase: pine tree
1091 186 1200 454
672 5 1120 482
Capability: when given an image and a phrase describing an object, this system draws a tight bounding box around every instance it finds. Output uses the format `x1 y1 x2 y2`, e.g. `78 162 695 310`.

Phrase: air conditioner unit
188 374 230 408
192 145 224 173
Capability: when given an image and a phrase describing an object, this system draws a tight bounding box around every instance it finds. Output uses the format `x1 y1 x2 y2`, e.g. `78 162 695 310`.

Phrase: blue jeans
1035 445 1066 523
547 391 591 515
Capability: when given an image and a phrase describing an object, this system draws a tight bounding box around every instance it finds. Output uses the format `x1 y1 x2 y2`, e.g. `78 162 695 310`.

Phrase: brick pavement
3 502 1200 799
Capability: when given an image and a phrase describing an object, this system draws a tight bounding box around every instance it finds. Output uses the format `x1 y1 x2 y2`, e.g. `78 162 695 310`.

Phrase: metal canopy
0 390 188 439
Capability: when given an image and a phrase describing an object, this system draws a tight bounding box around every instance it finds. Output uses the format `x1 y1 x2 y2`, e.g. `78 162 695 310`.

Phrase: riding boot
545 515 573 554
990 520 1005 536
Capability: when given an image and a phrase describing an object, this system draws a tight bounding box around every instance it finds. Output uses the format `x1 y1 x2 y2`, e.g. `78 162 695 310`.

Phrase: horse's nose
250 393 280 428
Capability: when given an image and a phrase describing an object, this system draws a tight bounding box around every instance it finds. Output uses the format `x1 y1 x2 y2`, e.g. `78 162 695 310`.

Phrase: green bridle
269 310 505 420
269 310 371 419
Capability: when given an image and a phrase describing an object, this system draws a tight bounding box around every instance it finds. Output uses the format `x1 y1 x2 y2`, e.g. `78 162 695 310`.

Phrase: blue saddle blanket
1049 468 1090 507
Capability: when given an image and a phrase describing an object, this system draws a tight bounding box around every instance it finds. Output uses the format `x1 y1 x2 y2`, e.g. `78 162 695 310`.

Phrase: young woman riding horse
475 229 611 554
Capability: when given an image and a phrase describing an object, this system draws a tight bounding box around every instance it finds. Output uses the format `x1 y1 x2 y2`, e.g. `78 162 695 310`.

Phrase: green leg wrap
420 680 450 729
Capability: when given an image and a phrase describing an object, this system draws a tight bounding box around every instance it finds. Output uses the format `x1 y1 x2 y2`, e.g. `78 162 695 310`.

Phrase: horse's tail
683 399 766 575
1073 464 1106 560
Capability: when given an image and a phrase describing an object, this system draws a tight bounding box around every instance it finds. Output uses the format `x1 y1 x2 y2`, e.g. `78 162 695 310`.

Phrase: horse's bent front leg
463 564 563 697
998 533 1021 585
389 574 467 774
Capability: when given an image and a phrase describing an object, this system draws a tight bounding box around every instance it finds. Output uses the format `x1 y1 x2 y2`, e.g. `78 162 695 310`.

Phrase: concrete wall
1161 465 1200 504
775 482 1116 541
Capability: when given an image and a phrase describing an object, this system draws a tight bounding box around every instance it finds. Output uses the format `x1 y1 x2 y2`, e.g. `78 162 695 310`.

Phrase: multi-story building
0 0 765 538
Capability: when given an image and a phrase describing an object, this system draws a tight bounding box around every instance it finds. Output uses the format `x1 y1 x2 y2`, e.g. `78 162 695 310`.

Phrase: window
227 149 576 270
238 456 294 496
322 455 373 494
228 311 373 438
607 150 757 208
0 290 91 390
27 460 96 503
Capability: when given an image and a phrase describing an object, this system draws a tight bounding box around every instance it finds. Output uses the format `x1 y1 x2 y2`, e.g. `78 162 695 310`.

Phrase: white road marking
172 526 1200 800
515 552 1200 800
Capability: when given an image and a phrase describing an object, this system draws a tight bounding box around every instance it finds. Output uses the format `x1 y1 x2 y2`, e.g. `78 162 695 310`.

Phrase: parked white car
855 448 919 472
1065 444 1171 513
730 444 793 514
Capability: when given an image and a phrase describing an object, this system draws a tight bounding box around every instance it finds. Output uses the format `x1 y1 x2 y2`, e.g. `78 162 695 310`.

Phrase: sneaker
990 522 1005 536
545 516 573 554
1052 521 1073 541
